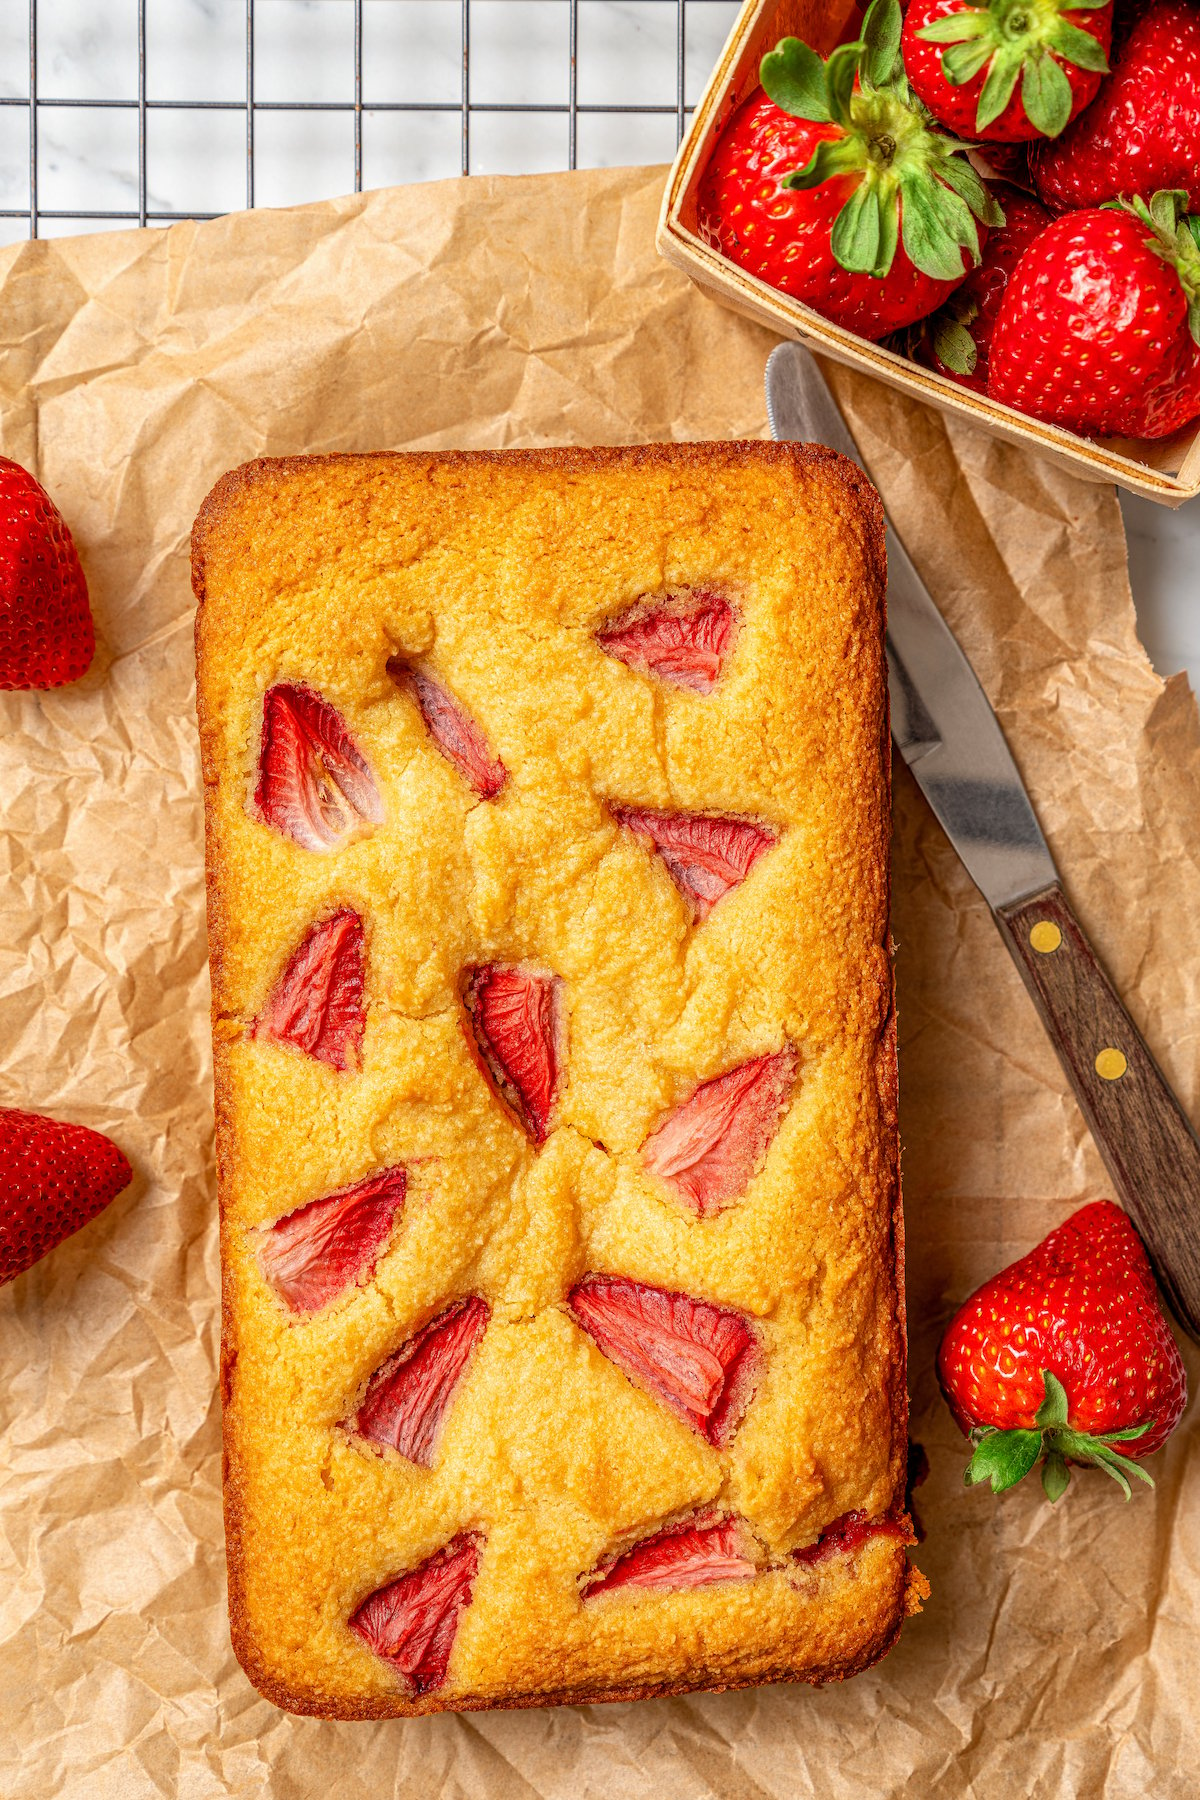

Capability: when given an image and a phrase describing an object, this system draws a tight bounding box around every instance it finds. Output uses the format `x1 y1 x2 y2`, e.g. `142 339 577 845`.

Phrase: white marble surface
2 0 1197 686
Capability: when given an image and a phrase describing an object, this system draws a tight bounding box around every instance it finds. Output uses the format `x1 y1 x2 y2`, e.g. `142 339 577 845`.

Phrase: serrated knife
766 340 1200 1340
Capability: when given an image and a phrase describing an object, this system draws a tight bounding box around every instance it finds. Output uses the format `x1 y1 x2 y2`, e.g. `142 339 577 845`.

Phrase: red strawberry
905 183 1054 388
698 1 1001 341
988 192 1200 438
1031 0 1200 210
257 1164 406 1313
568 1274 760 1446
0 459 93 690
462 964 561 1145
387 658 507 800
583 1511 756 1597
254 682 383 852
596 591 735 693
641 1047 797 1217
938 1200 1188 1501
0 1108 131 1284
791 1509 908 1566
350 1533 481 1695
902 0 1111 142
353 1296 489 1466
252 909 366 1070
610 806 776 922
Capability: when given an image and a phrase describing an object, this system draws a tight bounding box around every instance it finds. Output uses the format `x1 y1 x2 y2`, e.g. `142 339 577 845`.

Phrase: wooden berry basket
656 0 1200 506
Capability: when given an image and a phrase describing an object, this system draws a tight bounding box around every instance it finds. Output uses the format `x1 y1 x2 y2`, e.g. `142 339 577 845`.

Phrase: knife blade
765 341 1056 911
765 339 1200 1340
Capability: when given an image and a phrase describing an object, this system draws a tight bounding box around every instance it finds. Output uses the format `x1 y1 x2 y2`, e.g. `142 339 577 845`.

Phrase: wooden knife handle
995 882 1200 1340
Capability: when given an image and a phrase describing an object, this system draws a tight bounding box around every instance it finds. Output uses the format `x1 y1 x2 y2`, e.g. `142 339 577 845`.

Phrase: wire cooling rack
0 1 739 240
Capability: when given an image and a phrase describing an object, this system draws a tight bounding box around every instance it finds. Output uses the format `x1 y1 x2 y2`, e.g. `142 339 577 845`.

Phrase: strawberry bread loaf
191 441 922 1718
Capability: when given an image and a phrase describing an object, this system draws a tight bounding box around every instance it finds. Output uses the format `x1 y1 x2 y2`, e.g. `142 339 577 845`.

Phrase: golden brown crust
193 441 915 1721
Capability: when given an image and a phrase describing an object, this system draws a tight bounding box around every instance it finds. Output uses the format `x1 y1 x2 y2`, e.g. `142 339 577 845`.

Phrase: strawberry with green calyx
988 189 1200 438
699 0 1003 340
939 1201 1188 1503
904 180 1053 387
902 0 1111 142
1031 0 1200 210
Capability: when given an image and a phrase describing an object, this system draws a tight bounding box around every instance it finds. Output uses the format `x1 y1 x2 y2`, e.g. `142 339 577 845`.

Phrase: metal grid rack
1 1 738 239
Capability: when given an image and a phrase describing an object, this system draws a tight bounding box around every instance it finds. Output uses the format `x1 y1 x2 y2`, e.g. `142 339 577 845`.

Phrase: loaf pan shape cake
191 441 922 1720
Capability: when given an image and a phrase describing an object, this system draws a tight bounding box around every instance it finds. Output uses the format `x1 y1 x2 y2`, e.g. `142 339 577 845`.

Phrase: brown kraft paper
0 164 1197 1799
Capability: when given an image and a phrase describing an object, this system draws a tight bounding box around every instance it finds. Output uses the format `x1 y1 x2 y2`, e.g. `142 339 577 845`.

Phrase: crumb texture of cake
192 442 918 1720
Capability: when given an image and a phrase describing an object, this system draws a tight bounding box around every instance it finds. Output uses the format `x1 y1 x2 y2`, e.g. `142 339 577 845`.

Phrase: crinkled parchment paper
1 166 1197 1800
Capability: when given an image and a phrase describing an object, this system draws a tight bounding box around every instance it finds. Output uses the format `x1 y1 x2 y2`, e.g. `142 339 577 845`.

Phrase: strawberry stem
760 0 1002 281
964 1370 1156 1503
916 0 1110 136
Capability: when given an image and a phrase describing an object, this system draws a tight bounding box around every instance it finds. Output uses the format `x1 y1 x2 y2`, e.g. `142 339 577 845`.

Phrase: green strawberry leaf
861 0 904 88
826 40 863 124
760 36 833 122
975 49 1022 128
781 136 861 192
1020 51 1074 137
900 171 979 279
1042 1450 1071 1503
1048 20 1110 72
832 182 884 273
932 315 979 373
937 153 1006 227
966 1427 1043 1492
917 11 990 42
1094 1420 1153 1443
944 38 995 86
1035 1370 1069 1430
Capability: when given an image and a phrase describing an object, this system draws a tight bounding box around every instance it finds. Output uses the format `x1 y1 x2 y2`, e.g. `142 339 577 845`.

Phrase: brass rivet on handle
1095 1047 1128 1082
1030 921 1062 954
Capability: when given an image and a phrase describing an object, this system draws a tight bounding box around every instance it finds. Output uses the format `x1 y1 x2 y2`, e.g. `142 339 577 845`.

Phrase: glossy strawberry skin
698 92 978 340
252 909 366 1070
938 1201 1187 1459
902 0 1111 142
596 591 735 693
988 208 1200 438
0 1108 132 1284
583 1511 756 1598
569 1274 760 1447
1031 0 1200 209
350 1534 481 1695
911 184 1054 390
0 459 93 690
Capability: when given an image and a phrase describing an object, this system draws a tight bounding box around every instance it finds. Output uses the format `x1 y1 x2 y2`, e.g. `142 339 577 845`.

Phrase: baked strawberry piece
596 591 735 693
641 1047 797 1217
462 963 562 1144
939 1200 1187 1500
256 1165 407 1314
254 682 383 852
0 1108 132 1284
353 1297 489 1466
792 1509 908 1567
988 192 1200 439
0 457 94 690
350 1534 482 1695
252 909 366 1070
569 1274 760 1446
388 657 507 799
902 0 1111 141
610 806 776 921
699 0 1000 340
1031 0 1200 209
583 1511 757 1597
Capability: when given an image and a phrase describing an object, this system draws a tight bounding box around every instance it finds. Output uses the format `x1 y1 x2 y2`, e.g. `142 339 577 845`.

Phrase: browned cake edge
191 440 919 1721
